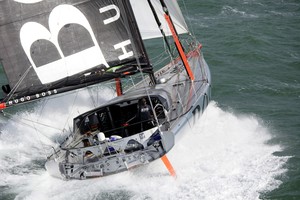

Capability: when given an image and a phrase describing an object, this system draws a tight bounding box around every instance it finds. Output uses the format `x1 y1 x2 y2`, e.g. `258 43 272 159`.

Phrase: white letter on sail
114 40 133 60
99 5 120 25
20 5 109 84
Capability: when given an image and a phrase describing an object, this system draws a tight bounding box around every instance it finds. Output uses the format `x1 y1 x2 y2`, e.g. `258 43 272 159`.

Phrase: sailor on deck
140 98 153 131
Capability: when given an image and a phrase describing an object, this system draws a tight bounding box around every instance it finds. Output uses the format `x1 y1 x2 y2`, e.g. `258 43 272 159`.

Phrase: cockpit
73 95 169 142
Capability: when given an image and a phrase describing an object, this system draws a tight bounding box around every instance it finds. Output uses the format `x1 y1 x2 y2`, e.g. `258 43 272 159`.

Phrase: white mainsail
130 0 189 40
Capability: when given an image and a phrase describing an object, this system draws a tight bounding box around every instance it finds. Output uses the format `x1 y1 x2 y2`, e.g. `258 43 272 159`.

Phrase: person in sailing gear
139 98 153 131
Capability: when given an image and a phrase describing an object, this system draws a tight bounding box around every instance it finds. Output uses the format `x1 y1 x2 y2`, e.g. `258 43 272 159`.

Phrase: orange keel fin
161 155 177 178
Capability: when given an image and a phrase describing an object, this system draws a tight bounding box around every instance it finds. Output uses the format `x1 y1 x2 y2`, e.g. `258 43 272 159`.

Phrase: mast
122 0 157 86
147 0 173 57
158 0 195 81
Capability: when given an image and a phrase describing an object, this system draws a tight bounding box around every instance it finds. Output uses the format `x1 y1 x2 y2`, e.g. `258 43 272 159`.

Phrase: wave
221 5 258 18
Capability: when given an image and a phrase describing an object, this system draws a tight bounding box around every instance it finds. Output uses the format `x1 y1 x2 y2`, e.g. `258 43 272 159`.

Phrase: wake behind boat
0 0 211 180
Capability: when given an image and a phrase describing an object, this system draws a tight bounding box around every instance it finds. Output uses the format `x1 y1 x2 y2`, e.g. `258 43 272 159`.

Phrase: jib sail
130 0 189 40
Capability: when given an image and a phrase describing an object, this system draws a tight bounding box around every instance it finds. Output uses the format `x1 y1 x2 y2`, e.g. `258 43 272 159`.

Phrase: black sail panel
0 0 149 105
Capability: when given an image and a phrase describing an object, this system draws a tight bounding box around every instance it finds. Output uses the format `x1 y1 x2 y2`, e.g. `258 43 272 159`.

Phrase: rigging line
117 1 158 124
25 103 49 157
162 38 176 64
147 0 174 58
152 53 169 68
119 2 154 84
137 60 161 129
147 0 175 64
61 90 80 135
96 85 100 106
36 98 49 124
181 0 199 43
151 50 169 64
88 87 97 108
199 53 208 81
151 48 166 61
180 0 197 42
2 110 62 131
5 65 32 102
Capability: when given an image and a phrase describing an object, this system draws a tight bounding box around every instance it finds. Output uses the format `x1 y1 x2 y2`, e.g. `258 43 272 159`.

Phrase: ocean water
0 0 299 199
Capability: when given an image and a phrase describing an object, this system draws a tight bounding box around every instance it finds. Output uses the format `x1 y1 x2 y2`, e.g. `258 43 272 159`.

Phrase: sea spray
0 101 288 199
0 87 116 199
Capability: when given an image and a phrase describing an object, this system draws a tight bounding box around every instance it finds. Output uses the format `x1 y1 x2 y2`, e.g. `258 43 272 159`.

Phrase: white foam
221 6 258 18
0 100 289 200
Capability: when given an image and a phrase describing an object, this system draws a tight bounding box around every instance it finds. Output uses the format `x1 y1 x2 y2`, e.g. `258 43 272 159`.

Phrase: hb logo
20 4 133 84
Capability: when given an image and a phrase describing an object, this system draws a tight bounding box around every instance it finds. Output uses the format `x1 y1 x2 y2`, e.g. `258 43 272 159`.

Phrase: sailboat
0 0 211 180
